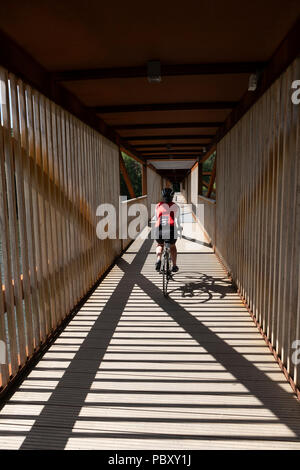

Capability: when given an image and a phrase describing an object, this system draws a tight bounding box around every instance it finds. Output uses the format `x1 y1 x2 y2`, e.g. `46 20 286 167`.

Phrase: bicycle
160 241 172 297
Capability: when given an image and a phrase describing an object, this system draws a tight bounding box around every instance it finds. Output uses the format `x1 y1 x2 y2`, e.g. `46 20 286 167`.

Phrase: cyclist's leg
170 240 179 272
156 241 164 260
155 240 164 271
170 242 177 265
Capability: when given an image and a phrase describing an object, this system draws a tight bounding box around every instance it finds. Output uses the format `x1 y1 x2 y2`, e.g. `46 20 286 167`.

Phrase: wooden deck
0 203 300 450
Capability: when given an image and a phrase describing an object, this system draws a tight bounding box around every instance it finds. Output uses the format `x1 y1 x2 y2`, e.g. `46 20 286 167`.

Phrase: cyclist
154 188 181 273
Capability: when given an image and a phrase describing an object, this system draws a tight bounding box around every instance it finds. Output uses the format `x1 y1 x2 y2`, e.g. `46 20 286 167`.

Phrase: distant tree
202 151 216 198
120 152 142 199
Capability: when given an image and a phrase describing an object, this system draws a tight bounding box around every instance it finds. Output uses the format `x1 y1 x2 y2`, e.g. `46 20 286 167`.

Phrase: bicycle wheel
162 252 169 297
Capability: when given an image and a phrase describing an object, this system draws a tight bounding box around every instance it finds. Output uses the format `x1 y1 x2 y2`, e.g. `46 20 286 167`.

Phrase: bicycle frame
161 242 172 297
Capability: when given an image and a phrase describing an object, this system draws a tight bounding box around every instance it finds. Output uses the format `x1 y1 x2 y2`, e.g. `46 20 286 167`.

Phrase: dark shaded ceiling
0 0 299 181
0 1 298 68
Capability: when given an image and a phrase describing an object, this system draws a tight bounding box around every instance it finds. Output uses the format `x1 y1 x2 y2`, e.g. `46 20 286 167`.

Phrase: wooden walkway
0 202 300 449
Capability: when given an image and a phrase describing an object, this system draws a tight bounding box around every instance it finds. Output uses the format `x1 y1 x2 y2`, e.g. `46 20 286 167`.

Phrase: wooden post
198 159 203 196
142 163 147 195
119 150 136 199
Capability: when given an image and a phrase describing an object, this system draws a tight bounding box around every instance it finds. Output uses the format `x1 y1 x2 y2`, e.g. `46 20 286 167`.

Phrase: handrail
198 195 216 205
121 195 148 203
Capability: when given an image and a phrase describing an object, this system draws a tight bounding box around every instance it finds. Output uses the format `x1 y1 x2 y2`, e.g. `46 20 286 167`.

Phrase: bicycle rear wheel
162 253 169 297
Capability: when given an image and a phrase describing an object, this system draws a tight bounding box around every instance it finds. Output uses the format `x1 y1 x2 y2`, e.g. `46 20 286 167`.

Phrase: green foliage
202 151 216 172
120 152 142 199
202 151 216 198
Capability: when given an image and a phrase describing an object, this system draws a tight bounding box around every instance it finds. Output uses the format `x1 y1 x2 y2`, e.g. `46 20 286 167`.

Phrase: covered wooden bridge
0 1 300 449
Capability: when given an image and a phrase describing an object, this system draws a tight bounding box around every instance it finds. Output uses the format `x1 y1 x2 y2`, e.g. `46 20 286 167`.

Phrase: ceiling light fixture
147 60 162 83
248 73 258 91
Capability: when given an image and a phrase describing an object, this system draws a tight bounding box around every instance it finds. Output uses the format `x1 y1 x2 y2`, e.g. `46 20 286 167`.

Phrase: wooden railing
121 195 148 250
181 57 300 391
216 57 300 388
198 195 216 247
0 66 121 389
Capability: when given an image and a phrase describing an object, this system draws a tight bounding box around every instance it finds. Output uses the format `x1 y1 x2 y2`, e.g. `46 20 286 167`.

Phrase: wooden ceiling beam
144 158 200 161
134 143 206 149
127 134 214 141
158 169 190 174
143 151 203 155
0 29 146 163
146 158 197 161
115 122 223 130
52 62 265 81
92 101 238 114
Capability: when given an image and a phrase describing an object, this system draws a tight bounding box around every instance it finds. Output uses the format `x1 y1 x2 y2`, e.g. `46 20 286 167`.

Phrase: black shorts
156 238 177 246
155 225 177 244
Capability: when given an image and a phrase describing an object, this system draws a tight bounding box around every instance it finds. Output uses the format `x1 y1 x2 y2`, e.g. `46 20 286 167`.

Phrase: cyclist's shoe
155 260 161 271
172 265 179 273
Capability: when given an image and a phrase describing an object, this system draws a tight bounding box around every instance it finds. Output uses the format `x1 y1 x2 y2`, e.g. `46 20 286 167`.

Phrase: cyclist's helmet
161 187 174 203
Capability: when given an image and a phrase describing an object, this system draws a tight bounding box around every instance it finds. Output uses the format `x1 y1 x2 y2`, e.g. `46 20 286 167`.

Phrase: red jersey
155 202 179 228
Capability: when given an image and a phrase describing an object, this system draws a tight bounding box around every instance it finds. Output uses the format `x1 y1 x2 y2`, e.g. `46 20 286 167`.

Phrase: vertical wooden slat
260 92 268 331
265 83 276 340
0 119 8 382
19 82 41 349
270 77 282 347
33 91 52 337
86 127 94 286
58 108 70 314
90 129 97 283
278 65 292 364
142 163 147 196
0 259 9 387
276 71 289 359
0 122 19 376
26 87 46 343
41 94 58 330
50 101 65 323
62 110 74 309
94 131 102 276
75 118 84 297
44 97 59 327
83 124 91 289
198 161 203 196
0 111 18 379
247 108 253 313
9 75 34 357
74 117 84 299
79 122 88 292
2 71 27 365
59 106 70 314
68 116 79 303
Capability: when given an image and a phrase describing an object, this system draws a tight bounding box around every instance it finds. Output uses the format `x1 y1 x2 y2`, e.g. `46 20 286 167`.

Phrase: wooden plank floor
0 199 300 449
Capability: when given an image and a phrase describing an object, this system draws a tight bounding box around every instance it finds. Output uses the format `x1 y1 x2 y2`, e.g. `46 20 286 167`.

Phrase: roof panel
149 160 197 170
